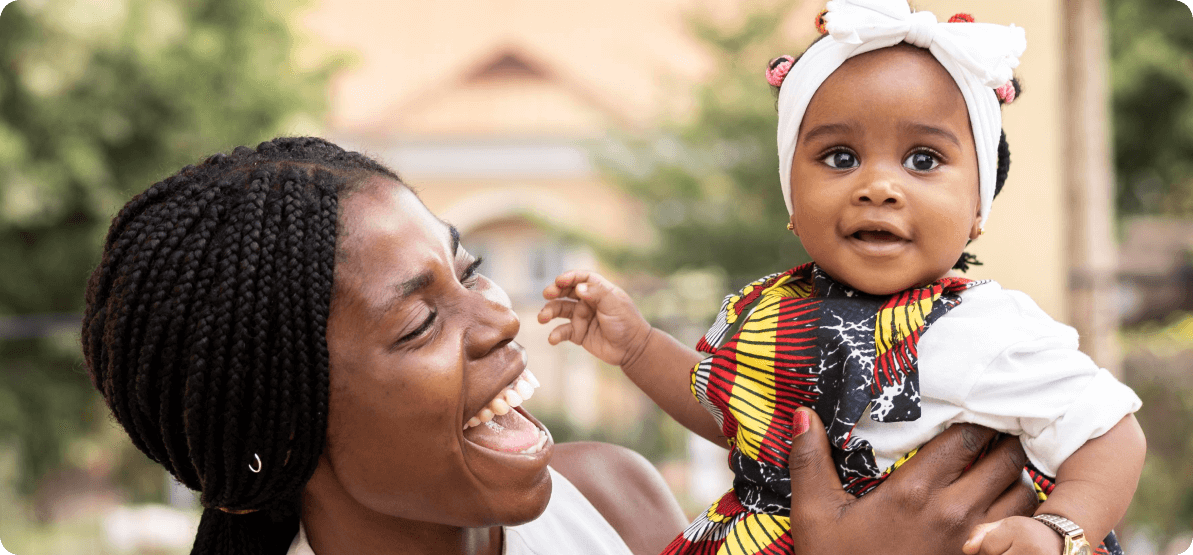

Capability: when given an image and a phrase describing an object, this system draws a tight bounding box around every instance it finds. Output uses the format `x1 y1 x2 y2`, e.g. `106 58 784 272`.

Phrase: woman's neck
300 477 503 555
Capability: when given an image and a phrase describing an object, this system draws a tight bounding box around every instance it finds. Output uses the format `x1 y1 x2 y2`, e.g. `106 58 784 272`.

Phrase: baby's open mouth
462 369 549 454
851 229 905 243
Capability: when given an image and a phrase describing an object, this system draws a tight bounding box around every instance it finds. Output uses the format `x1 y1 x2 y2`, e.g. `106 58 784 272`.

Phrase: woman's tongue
463 408 540 452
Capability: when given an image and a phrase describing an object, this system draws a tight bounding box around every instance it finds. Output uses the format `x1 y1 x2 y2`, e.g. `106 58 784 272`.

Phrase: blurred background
0 0 1190 552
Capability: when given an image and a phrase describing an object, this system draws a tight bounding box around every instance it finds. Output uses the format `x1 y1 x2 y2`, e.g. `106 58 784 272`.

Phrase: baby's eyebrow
900 122 962 148
802 122 857 143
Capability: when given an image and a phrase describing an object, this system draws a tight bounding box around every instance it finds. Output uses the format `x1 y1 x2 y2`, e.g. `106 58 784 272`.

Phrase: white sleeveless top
286 467 634 555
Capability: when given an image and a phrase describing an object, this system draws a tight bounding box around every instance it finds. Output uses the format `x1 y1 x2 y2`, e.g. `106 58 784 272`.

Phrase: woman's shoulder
548 442 687 555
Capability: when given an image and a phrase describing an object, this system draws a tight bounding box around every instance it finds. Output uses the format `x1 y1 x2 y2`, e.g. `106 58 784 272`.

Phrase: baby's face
788 44 982 295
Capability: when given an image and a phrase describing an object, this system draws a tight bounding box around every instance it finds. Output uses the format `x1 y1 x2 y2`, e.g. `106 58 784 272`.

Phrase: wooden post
1061 0 1121 376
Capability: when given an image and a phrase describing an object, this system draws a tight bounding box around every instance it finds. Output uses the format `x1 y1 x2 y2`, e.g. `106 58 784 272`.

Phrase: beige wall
300 0 1072 322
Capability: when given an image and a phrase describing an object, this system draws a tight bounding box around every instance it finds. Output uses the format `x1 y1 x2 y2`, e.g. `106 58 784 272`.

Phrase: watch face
1075 544 1092 555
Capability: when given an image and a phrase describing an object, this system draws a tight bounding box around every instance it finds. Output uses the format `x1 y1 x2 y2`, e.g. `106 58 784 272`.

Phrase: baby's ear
969 202 982 241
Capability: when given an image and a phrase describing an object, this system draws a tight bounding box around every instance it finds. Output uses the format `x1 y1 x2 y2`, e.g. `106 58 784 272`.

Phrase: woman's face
315 177 553 527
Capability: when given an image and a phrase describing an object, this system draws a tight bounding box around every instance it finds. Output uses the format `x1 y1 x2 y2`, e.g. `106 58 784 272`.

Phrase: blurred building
1118 218 1193 325
297 0 725 440
297 0 1121 505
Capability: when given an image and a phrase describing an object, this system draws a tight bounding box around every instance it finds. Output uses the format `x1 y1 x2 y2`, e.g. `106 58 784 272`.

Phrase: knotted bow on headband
776 0 1026 229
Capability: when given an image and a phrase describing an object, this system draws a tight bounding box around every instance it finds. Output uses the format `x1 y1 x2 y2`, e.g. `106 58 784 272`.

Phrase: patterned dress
662 263 1122 555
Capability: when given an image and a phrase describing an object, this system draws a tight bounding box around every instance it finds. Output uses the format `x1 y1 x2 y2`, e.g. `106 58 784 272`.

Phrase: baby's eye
821 150 858 169
904 152 941 171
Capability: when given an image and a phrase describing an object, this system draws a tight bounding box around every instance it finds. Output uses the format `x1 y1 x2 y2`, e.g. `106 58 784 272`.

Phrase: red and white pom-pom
766 55 796 88
995 81 1017 104
948 13 976 23
815 9 829 35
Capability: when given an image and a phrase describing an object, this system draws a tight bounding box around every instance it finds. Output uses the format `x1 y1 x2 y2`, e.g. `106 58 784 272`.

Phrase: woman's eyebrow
381 224 461 312
398 272 434 298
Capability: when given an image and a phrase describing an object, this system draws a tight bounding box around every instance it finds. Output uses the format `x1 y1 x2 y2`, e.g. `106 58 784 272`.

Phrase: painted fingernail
792 409 810 436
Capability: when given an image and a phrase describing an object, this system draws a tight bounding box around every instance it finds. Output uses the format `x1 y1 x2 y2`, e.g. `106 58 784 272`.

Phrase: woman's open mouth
462 369 550 454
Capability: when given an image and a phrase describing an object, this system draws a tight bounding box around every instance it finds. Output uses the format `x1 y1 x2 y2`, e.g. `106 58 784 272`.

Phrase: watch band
1033 514 1092 555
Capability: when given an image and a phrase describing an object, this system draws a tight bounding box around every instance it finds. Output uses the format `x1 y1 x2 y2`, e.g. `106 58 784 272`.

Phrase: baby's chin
824 266 953 295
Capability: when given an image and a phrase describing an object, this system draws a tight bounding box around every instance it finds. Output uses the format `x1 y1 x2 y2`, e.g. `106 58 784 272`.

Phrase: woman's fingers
786 408 851 518
950 433 1030 511
982 466 1039 521
889 424 1001 489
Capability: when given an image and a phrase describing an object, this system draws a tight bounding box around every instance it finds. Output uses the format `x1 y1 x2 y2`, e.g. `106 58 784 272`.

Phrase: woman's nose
852 169 906 207
466 281 521 359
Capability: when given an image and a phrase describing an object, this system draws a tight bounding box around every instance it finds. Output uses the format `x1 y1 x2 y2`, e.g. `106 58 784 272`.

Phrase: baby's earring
786 222 795 231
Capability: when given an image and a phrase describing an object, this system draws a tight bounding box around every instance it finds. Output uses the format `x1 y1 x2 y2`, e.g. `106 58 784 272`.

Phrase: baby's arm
539 270 726 445
964 414 1146 555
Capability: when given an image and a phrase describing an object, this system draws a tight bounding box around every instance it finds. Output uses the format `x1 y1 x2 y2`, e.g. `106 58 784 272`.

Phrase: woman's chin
458 406 555 525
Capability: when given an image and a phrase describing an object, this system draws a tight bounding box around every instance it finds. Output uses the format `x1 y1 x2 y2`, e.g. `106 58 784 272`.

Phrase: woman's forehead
336 180 453 308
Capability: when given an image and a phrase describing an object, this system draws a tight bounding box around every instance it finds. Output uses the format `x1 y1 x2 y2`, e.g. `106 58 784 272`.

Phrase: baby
539 1 1145 555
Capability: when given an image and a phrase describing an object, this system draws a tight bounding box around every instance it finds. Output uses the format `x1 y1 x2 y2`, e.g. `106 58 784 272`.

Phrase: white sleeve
924 286 1142 477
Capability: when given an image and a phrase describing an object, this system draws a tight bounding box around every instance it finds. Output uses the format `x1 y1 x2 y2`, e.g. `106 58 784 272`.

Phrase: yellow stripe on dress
718 513 790 555
874 293 938 356
728 296 782 461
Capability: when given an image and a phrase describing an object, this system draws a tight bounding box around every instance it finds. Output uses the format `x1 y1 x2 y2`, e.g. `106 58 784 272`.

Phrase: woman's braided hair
82 136 398 554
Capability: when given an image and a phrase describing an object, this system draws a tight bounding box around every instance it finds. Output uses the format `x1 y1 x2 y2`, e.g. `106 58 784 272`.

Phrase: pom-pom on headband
774 0 1025 229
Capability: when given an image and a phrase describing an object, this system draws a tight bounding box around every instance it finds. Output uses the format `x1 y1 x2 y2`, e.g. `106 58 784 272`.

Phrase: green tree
0 0 338 494
1108 0 1193 215
598 4 809 287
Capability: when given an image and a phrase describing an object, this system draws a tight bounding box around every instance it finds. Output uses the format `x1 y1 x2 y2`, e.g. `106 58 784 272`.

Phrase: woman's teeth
463 369 540 430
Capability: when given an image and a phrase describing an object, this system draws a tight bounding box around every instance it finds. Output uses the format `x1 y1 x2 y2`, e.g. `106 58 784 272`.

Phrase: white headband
776 0 1025 228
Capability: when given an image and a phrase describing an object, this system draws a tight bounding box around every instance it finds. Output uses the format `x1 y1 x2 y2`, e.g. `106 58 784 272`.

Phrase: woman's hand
786 407 1039 555
539 270 653 367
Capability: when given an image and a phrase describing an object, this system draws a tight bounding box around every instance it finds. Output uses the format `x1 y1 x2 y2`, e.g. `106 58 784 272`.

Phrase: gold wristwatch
1033 514 1093 555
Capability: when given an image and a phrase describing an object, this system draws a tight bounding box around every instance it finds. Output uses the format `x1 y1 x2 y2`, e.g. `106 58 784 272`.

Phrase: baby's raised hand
963 516 1066 555
538 270 652 368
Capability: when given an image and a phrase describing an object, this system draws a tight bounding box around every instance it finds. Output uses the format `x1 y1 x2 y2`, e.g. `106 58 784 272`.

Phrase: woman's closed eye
903 150 942 172
460 256 484 288
820 149 859 169
395 309 437 347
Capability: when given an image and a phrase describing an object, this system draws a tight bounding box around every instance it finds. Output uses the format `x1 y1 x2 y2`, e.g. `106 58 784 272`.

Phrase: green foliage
1108 0 1193 215
1121 314 1193 540
0 0 337 494
598 4 809 287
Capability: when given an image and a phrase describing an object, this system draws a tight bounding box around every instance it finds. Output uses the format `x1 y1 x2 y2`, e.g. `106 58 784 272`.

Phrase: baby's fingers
547 322 576 346
962 521 1003 555
543 269 587 300
538 299 577 324
959 520 1016 553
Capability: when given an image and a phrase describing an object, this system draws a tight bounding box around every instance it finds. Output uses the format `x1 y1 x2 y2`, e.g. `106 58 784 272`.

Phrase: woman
81 137 1037 555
